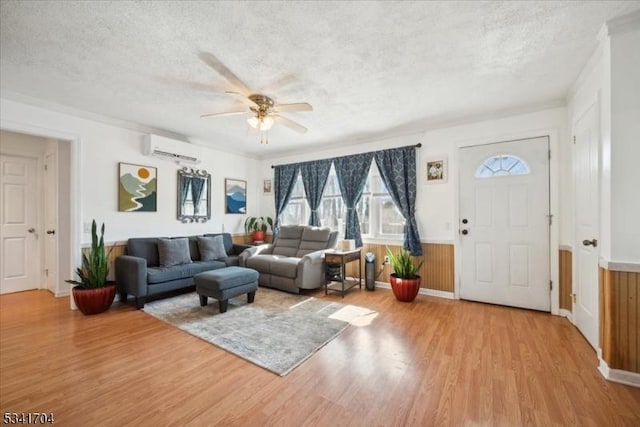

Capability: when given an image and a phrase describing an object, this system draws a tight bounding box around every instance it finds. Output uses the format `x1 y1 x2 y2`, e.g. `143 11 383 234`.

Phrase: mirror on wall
177 167 211 223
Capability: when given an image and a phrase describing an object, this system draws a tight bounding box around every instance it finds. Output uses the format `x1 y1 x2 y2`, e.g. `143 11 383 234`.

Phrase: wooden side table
324 248 362 297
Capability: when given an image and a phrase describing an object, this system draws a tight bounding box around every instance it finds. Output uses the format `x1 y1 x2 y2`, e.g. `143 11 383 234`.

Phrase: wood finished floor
1 289 639 427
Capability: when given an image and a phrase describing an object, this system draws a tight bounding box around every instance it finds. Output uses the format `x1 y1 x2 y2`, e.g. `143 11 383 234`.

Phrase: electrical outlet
83 222 92 233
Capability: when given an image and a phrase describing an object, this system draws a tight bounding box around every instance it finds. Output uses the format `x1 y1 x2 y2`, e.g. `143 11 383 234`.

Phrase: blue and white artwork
225 178 246 214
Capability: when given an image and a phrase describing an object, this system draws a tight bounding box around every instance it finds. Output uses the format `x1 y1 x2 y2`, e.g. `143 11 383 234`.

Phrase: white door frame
0 118 81 303
453 127 561 315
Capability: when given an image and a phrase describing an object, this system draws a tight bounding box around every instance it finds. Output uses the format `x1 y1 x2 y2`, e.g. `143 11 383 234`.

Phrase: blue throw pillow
197 236 227 261
158 238 192 267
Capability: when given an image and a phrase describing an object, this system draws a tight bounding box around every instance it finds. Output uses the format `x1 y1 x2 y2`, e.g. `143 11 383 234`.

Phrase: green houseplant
386 247 423 302
244 216 273 242
66 220 116 315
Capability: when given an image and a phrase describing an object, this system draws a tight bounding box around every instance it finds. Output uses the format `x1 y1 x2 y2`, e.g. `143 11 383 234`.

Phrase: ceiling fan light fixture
247 116 259 129
248 115 274 131
260 116 274 131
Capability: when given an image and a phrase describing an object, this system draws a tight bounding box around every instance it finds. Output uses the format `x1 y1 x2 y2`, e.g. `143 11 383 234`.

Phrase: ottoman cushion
194 266 259 291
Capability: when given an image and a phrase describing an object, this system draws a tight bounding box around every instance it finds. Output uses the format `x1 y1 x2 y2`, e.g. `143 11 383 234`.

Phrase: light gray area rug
143 288 375 376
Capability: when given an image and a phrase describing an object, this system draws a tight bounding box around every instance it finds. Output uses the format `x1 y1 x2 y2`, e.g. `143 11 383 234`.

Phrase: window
475 154 530 178
281 162 405 240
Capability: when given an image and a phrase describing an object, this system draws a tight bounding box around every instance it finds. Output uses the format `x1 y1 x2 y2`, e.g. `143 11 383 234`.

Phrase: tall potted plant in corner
66 220 115 315
244 216 273 242
386 247 423 302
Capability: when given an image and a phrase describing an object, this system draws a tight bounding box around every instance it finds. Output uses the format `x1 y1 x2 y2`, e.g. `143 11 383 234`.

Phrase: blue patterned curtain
300 159 332 226
273 164 300 238
333 153 374 247
374 147 422 255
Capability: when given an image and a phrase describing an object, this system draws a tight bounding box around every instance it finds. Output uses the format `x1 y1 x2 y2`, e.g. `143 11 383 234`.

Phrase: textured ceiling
1 1 638 158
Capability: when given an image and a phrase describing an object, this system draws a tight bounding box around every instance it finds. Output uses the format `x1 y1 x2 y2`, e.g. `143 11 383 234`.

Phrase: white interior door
44 152 58 293
459 137 550 311
573 103 600 349
0 155 40 294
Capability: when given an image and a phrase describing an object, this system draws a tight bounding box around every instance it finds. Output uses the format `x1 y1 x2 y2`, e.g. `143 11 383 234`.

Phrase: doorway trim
0 118 81 303
453 127 561 315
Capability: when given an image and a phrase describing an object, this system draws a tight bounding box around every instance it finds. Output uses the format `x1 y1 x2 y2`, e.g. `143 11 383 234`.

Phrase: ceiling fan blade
197 51 253 95
226 91 259 108
200 110 248 119
273 102 313 112
273 115 308 133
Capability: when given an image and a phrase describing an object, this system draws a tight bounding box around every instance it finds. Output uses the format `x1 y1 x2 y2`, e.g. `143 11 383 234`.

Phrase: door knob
28 228 36 233
461 229 469 235
582 239 598 247
462 218 468 224
46 230 56 235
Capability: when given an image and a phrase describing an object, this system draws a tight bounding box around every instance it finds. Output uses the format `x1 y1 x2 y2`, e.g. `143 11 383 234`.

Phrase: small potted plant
386 247 423 302
66 220 115 315
244 216 273 243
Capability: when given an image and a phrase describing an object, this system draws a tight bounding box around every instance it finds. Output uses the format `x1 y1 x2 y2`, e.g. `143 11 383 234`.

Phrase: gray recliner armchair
239 225 339 293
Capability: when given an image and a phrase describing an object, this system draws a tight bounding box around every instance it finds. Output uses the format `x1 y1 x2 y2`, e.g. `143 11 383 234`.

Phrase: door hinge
547 214 553 225
45 269 49 277
550 280 553 291
44 164 48 171
548 150 551 160
573 136 576 144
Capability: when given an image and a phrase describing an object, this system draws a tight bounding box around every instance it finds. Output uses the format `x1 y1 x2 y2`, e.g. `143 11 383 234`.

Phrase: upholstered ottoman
194 267 259 313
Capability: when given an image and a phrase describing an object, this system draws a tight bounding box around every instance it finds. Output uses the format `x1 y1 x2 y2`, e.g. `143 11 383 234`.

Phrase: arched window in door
475 154 530 178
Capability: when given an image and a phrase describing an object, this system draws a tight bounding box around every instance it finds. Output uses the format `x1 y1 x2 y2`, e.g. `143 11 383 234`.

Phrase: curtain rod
271 142 422 168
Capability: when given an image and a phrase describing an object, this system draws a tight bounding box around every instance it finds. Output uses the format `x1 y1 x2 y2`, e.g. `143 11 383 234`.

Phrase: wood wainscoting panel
559 249 573 311
344 242 454 293
600 267 639 373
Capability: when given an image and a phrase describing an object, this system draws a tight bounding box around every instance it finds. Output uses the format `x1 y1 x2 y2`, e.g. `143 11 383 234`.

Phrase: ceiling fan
201 91 312 143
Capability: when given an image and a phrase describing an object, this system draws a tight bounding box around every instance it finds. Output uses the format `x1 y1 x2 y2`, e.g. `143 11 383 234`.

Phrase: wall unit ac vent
143 134 202 164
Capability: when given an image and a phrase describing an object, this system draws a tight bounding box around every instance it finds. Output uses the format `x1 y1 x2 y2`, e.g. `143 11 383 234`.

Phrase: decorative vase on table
66 220 115 315
386 247 423 302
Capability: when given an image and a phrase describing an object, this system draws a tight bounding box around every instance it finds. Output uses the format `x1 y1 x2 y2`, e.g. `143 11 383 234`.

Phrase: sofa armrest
115 255 148 298
295 250 328 289
238 244 274 266
231 243 251 255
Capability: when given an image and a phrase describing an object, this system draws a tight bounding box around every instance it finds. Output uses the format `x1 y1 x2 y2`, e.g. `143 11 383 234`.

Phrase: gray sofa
239 225 338 293
116 233 250 308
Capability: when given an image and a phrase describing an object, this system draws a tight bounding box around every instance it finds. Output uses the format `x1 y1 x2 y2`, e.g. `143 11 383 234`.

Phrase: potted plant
386 247 423 302
244 216 273 243
66 220 115 315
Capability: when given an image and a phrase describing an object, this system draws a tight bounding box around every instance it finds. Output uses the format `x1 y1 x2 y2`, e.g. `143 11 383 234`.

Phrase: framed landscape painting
225 178 246 214
119 163 157 212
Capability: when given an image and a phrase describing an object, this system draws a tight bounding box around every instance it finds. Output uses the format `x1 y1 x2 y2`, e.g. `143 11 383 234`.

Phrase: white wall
260 107 569 245
610 27 640 263
1 98 260 295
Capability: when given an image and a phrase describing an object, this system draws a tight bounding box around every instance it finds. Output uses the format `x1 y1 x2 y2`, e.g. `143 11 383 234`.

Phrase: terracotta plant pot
389 274 421 302
72 284 116 315
251 230 266 242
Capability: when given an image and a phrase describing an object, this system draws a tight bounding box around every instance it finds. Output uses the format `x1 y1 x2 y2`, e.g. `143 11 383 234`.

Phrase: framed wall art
263 179 272 194
118 162 157 212
426 158 447 183
225 178 247 214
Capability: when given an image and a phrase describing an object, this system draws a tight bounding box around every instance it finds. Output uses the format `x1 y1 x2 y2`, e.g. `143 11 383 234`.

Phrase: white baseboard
598 358 640 387
559 308 573 323
372 281 455 300
55 290 70 298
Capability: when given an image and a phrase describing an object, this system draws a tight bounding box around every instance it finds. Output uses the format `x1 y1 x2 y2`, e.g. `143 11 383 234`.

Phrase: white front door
0 155 40 294
573 103 600 349
459 137 550 311
44 152 58 293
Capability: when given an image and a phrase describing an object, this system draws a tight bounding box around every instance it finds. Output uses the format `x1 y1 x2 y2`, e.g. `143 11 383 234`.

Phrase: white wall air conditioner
143 134 202 164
